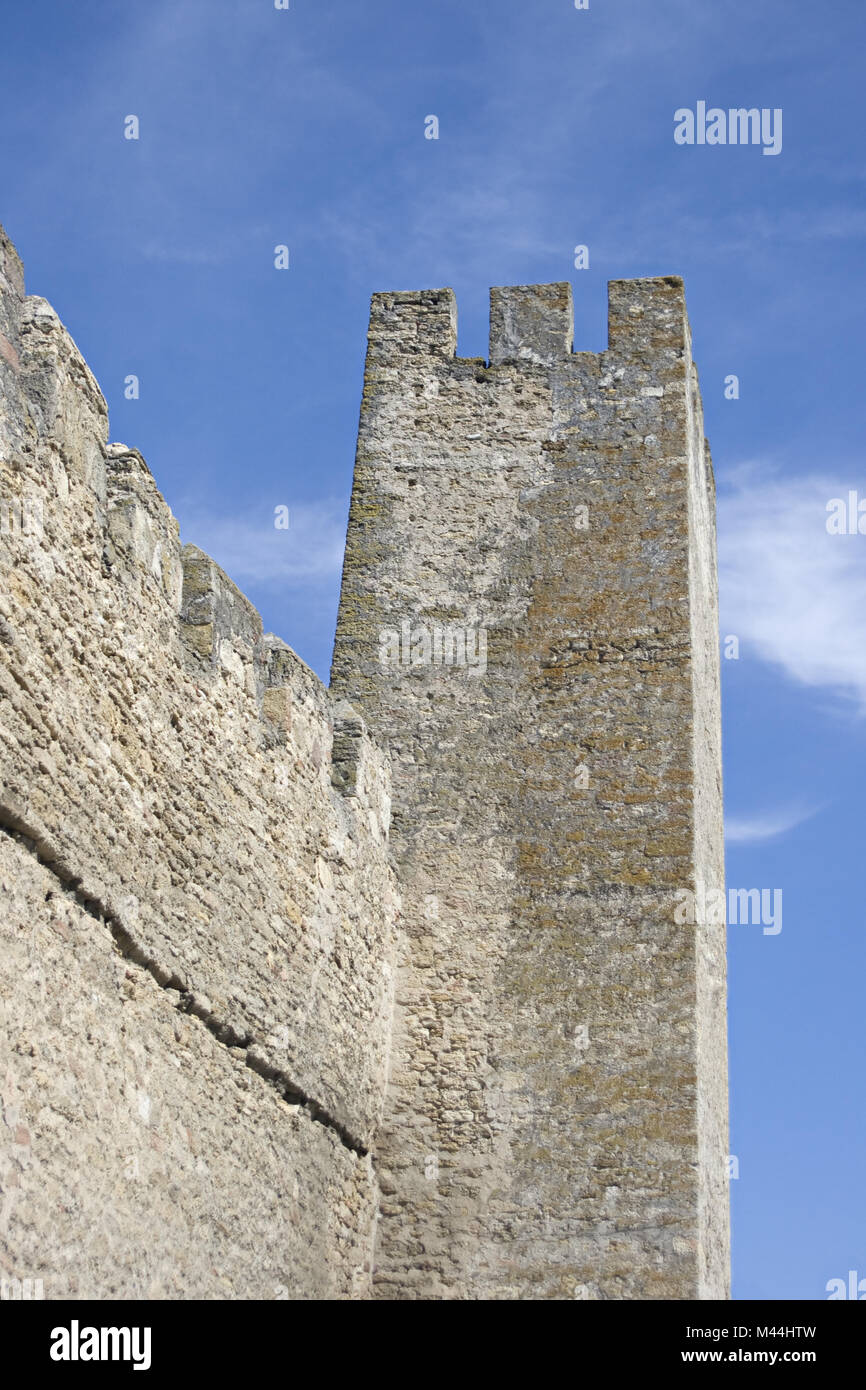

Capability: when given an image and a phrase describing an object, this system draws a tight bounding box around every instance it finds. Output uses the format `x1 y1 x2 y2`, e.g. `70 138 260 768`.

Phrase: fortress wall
0 224 397 1298
0 215 728 1302
332 278 729 1299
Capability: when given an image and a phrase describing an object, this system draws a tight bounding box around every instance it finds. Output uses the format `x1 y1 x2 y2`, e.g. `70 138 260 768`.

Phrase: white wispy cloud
718 465 866 710
137 240 230 266
725 804 821 845
177 500 346 588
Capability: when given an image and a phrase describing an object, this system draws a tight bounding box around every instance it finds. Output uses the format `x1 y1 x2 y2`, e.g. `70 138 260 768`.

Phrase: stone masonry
331 279 728 1299
0 220 727 1300
0 223 397 1299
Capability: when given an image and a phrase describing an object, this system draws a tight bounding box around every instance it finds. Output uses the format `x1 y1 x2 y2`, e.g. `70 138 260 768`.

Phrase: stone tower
331 279 728 1299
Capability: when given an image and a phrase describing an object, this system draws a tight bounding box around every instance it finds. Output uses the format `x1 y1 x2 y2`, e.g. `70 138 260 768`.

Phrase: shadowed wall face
332 278 728 1300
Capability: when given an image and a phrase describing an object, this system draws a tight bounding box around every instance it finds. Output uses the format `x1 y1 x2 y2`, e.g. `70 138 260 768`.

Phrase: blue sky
2 0 864 1299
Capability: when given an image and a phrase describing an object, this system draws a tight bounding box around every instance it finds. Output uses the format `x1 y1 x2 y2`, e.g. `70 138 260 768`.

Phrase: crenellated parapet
363 274 691 369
